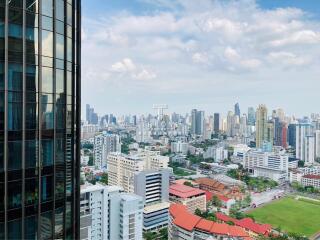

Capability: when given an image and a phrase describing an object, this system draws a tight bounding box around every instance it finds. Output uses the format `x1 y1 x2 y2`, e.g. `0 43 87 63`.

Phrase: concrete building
304 135 315 165
296 123 313 161
243 149 289 182
203 145 228 162
80 184 144 240
315 130 320 159
171 141 189 154
255 104 268 148
134 169 171 231
169 184 206 213
107 150 169 193
301 175 320 189
81 124 100 139
191 109 205 136
94 132 121 169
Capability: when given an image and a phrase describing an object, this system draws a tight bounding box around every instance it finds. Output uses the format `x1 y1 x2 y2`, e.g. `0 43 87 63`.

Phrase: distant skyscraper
288 124 297 148
214 113 220 133
0 1 81 239
191 109 205 136
86 104 98 124
315 130 320 159
256 104 268 148
248 107 256 126
234 103 240 117
296 123 313 161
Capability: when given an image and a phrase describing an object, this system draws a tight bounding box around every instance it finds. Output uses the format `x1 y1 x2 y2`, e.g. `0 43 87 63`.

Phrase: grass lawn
248 197 320 237
173 167 195 176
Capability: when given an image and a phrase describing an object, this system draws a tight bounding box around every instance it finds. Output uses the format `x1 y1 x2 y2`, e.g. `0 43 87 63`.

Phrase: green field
248 197 320 237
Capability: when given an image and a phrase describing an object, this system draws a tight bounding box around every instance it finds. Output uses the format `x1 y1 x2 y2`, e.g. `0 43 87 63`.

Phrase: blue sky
82 0 320 117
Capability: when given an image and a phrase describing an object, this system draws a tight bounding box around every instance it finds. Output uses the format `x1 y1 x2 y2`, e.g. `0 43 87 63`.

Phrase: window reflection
56 34 64 60
25 140 38 168
8 219 22 239
42 30 53 57
41 102 54 129
26 103 38 130
40 211 52 239
8 102 22 130
42 67 53 93
56 69 64 94
8 63 23 91
25 178 38 205
8 180 22 209
42 139 53 166
25 216 38 240
26 65 38 92
41 176 53 202
8 141 22 170
41 0 52 17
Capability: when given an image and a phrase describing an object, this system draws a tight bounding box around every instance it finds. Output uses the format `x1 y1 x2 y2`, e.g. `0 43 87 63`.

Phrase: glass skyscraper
0 0 81 239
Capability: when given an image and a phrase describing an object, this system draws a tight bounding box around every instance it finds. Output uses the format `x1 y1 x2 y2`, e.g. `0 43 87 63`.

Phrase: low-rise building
168 204 249 240
301 174 320 189
169 184 206 213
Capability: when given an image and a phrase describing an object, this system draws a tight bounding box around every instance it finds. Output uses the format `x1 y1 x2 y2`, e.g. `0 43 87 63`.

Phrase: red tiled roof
205 191 231 202
169 184 205 199
303 174 320 180
169 204 250 238
216 212 272 235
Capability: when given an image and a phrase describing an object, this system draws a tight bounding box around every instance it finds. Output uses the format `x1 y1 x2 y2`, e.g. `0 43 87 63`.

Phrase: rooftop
169 184 205 199
303 174 320 180
169 204 250 238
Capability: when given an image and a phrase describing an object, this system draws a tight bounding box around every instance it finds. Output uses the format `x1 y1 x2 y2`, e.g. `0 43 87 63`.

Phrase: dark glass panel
8 219 22 239
41 102 54 129
54 207 64 238
26 91 37 102
41 139 53 166
8 63 23 91
41 30 53 57
26 65 38 91
25 178 38 205
0 183 4 211
40 211 53 239
25 140 38 168
0 62 3 89
8 91 22 102
41 0 53 17
41 175 53 202
55 104 65 129
9 8 22 24
26 103 38 130
9 0 23 8
8 23 22 38
41 66 53 93
0 222 4 240
8 180 22 209
8 141 22 170
26 0 38 13
0 91 3 130
0 141 3 171
26 12 38 27
8 37 23 62
8 102 22 130
55 165 64 199
25 216 38 240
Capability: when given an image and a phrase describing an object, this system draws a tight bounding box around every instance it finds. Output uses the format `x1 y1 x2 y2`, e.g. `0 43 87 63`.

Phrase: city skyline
82 0 320 116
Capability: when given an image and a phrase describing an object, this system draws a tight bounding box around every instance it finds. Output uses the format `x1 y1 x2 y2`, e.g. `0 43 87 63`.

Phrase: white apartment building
296 124 313 162
107 150 169 193
203 145 228 162
81 124 99 139
171 141 189 154
94 132 121 169
80 184 144 240
301 175 320 189
315 130 320 159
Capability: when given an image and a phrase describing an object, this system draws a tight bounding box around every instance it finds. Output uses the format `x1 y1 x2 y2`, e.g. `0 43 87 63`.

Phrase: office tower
315 130 320 159
80 184 143 240
255 104 268 148
288 123 297 148
85 104 98 124
274 118 287 148
190 109 205 136
266 121 274 146
247 107 256 126
94 132 121 169
0 1 81 239
213 113 220 133
234 102 240 117
134 169 170 231
296 123 313 161
226 111 235 137
305 136 315 165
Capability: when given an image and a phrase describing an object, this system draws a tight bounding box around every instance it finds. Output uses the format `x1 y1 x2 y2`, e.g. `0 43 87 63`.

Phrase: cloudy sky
82 0 320 117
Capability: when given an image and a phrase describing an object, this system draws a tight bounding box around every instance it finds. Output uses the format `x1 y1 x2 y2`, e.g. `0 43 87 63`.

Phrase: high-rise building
0 1 81 239
234 103 240 117
80 184 143 240
305 136 315 165
296 123 313 162
315 130 320 159
288 123 297 148
94 132 121 169
85 104 98 125
255 105 268 148
134 169 170 231
213 113 220 133
247 107 256 126
190 109 205 136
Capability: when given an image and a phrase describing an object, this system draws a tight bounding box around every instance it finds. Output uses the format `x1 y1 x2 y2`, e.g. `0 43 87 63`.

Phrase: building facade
80 184 144 240
0 0 81 239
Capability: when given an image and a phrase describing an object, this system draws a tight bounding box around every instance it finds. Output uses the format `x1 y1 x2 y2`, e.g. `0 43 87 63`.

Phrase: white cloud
192 52 209 64
133 69 157 80
111 58 136 73
268 51 311 66
269 30 320 47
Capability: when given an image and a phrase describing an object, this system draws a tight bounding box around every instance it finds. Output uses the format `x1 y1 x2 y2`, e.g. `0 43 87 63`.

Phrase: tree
211 195 222 208
298 160 304 167
159 228 168 240
194 208 203 217
99 173 108 185
88 155 94 166
183 181 193 187
243 195 252 207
